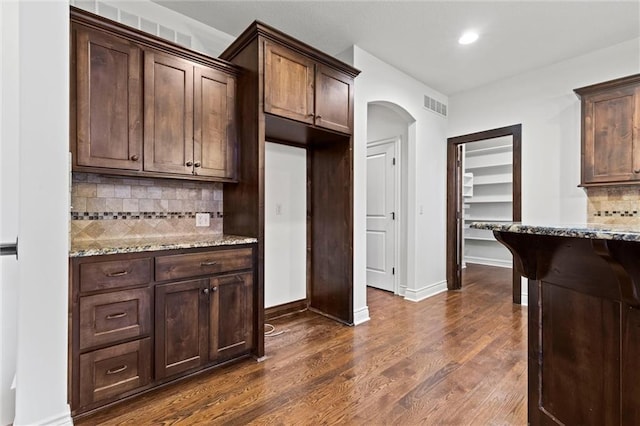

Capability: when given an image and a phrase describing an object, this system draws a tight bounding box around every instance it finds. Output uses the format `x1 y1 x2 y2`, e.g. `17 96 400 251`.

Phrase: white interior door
366 140 396 292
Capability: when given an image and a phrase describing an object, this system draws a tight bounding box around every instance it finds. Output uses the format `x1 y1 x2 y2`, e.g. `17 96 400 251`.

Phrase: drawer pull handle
106 312 127 320
106 270 129 277
200 261 217 267
106 365 127 375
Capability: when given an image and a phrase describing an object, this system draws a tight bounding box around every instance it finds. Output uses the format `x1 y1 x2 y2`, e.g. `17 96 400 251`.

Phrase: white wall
13 2 71 425
346 46 449 323
0 2 20 423
264 143 307 308
367 104 409 294
449 37 640 304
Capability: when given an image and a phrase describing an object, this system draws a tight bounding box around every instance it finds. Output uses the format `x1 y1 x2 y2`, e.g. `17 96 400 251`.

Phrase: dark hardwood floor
77 264 527 425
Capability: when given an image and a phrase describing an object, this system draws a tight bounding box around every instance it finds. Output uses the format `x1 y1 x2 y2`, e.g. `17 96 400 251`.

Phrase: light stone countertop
470 222 640 242
70 234 258 257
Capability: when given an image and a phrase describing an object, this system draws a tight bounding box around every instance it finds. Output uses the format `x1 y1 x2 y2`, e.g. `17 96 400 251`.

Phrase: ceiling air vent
424 95 447 117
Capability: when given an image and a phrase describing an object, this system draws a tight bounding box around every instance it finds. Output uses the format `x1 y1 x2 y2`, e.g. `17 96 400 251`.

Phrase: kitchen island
472 222 640 426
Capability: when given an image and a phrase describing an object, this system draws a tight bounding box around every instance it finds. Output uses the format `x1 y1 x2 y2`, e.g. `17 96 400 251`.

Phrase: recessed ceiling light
459 31 479 45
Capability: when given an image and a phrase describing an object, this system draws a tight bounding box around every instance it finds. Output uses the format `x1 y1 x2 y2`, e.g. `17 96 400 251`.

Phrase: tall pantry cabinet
220 21 360 332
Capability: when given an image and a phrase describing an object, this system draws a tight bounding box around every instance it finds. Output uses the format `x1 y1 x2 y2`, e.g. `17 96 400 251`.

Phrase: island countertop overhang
470 221 640 242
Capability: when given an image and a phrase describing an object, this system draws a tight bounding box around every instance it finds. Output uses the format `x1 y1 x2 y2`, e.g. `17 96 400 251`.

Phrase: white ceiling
156 1 640 95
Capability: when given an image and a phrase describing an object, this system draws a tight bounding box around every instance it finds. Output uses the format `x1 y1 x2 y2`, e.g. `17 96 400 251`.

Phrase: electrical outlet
195 212 210 227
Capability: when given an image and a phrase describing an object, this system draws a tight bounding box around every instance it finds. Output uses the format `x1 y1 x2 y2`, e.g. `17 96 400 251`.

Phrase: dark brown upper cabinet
73 25 142 171
71 8 239 182
575 74 640 187
143 52 236 179
264 41 354 135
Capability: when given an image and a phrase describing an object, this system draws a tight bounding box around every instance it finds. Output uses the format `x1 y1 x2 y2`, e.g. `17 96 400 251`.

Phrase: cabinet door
315 64 354 134
583 85 640 184
155 279 208 379
264 41 315 125
144 50 194 175
194 66 237 179
209 273 253 361
74 25 142 170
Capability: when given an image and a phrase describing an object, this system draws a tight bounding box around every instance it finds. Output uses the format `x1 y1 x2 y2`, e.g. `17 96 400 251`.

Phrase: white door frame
366 136 401 295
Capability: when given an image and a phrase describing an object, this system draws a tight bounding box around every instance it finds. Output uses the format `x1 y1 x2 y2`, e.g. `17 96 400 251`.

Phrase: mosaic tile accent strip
70 211 224 220
593 210 638 218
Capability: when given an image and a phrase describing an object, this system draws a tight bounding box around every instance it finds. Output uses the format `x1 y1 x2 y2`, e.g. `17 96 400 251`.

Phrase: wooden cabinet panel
155 279 208 379
194 66 236 179
79 338 151 408
315 64 353 134
539 282 620 425
155 248 252 282
79 288 151 350
143 50 194 175
79 257 152 293
74 25 142 170
264 41 315 125
209 272 254 361
576 75 640 186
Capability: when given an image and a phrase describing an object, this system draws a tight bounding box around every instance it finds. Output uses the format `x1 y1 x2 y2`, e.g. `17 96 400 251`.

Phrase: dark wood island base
474 223 640 425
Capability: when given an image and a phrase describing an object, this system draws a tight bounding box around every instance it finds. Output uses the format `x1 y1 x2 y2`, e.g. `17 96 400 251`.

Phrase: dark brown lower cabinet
69 244 256 418
155 279 209 379
210 273 254 361
79 338 152 408
155 273 254 379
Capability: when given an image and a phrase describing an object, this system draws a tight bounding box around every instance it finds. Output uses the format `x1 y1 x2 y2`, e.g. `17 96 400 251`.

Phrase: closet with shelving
463 136 513 267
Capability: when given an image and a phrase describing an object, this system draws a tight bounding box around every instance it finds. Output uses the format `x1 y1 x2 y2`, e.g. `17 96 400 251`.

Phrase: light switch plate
195 212 210 227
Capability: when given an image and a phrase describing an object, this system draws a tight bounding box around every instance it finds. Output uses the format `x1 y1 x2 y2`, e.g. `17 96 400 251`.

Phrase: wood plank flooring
77 264 527 425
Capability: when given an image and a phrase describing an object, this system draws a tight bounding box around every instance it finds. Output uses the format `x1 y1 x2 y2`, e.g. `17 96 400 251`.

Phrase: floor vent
71 0 192 49
424 95 447 117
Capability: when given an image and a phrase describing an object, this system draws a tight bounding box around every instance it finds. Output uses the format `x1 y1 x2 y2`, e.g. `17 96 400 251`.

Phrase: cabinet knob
316 115 322 120
194 162 201 168
307 113 314 118
186 161 193 167
130 155 139 161
635 169 640 174
203 288 209 295
211 286 217 292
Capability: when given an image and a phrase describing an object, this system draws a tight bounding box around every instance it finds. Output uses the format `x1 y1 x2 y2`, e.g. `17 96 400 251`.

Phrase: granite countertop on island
70 234 258 257
471 221 640 242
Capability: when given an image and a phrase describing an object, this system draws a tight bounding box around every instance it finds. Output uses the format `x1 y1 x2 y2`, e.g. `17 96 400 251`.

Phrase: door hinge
392 267 395 275
391 212 395 220
392 157 396 165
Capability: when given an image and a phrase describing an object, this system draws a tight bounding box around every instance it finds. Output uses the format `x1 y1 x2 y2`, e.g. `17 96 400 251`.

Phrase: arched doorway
366 101 415 296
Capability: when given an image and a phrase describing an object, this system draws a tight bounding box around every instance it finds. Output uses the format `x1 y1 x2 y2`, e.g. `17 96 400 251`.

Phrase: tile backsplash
587 186 640 225
71 173 223 241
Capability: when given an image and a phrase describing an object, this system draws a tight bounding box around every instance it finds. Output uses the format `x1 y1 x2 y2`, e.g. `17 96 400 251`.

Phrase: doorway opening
446 124 522 303
365 102 412 296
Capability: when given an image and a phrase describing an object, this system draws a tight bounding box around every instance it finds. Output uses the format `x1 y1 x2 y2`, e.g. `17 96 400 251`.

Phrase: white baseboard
353 305 370 325
465 256 511 268
404 280 447 302
16 405 73 426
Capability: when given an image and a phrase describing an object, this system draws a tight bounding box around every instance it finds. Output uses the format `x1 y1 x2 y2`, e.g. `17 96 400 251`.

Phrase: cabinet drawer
155 248 252 281
79 288 151 350
79 338 151 408
79 257 152 292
